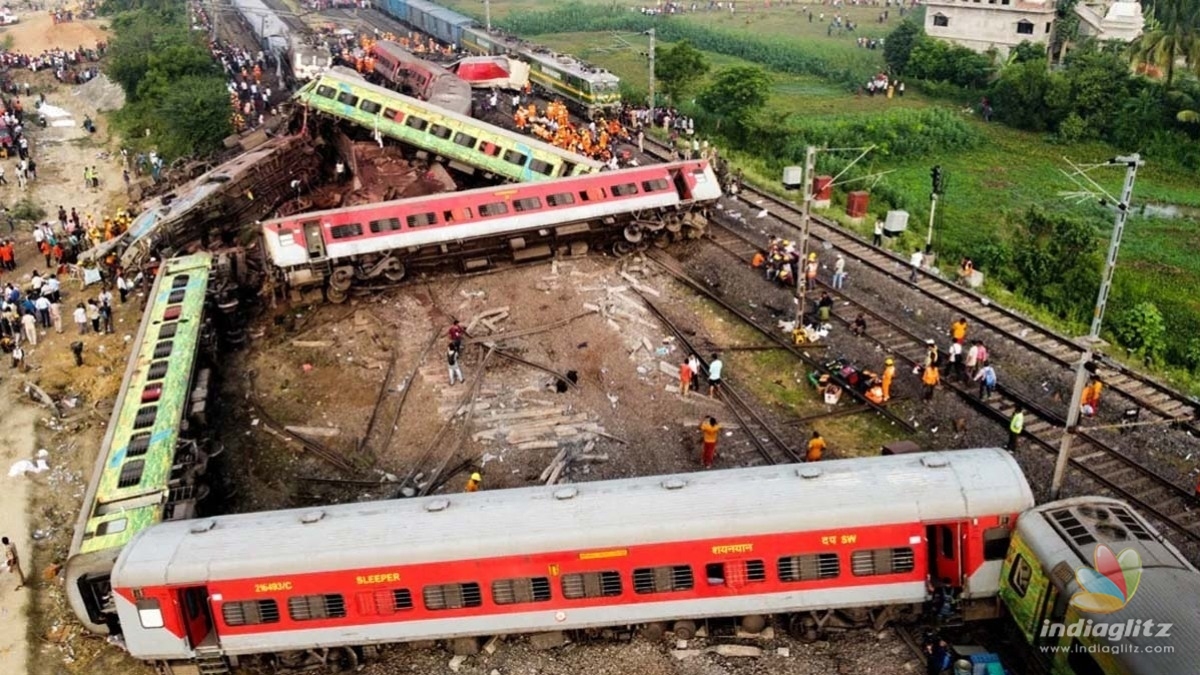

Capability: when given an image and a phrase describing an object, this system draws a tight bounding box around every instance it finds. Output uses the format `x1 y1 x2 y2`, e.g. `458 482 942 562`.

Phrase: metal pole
1050 154 1142 499
795 145 817 325
647 29 656 110
485 0 491 32
925 192 938 253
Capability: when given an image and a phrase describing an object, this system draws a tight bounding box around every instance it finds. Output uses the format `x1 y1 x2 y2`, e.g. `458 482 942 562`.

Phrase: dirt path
0 391 35 673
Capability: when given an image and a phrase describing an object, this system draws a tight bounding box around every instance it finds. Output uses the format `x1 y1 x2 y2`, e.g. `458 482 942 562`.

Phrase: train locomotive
378 0 621 118
110 449 1035 668
260 159 721 301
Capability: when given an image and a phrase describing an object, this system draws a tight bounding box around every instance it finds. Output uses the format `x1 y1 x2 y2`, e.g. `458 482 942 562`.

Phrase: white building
923 0 1142 58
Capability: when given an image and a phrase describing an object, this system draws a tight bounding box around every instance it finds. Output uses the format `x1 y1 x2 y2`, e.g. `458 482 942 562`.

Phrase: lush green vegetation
104 0 232 159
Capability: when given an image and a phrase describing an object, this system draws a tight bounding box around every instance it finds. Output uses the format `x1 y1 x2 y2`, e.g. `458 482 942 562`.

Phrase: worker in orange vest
922 364 940 402
465 472 482 492
951 317 968 344
882 357 896 402
1081 379 1103 416
806 431 826 462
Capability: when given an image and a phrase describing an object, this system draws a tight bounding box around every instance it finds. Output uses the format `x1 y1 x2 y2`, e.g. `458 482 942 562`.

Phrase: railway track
642 137 1199 435
702 220 1200 543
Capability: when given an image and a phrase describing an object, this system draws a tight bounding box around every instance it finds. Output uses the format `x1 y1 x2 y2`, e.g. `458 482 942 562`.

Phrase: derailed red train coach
110 449 1033 667
260 159 722 301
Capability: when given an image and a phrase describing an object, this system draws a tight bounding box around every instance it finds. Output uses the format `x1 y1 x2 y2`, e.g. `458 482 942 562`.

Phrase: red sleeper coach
110 449 1033 668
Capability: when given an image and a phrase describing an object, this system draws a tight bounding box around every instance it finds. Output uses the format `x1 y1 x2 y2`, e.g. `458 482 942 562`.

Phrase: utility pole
1050 154 1143 499
795 145 818 325
647 28 656 110
485 0 491 32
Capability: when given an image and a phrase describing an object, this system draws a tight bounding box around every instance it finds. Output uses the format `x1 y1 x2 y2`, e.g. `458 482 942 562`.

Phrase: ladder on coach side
192 645 230 675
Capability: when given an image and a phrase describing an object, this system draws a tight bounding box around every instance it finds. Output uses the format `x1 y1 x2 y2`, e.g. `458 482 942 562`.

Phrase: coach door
303 220 326 261
928 523 964 587
178 586 214 650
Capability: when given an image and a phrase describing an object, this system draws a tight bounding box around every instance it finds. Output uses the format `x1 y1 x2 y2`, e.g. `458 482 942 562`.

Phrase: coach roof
113 448 1033 587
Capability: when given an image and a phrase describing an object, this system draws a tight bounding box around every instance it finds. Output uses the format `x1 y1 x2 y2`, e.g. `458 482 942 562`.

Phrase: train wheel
623 224 644 243
672 620 697 640
382 259 406 282
326 286 349 304
612 241 635 256
665 216 683 234
330 267 354 291
740 614 767 634
641 622 668 641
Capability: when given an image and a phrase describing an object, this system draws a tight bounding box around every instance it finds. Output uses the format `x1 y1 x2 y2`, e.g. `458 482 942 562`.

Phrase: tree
1008 206 1101 321
654 40 710 104
990 58 1068 131
884 20 923 75
1008 40 1047 64
1129 0 1200 85
697 66 772 136
1114 302 1167 364
155 75 234 159
1063 48 1132 138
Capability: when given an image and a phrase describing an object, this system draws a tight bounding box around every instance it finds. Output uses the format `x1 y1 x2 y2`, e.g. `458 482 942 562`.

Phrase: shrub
1114 302 1167 365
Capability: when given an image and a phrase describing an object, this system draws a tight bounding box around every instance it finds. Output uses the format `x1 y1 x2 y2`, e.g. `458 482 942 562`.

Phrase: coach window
133 406 157 430
529 158 555 176
983 526 1011 560
547 192 575 207
705 560 766 586
118 459 145 488
480 142 501 157
642 178 670 193
492 576 552 605
315 85 336 99
478 202 509 217
633 565 694 594
158 323 178 340
383 107 404 122
356 588 414 616
127 433 151 457
423 582 483 610
406 212 438 228
940 526 955 559
330 223 363 239
288 594 347 621
778 553 840 582
851 548 915 576
336 92 359 107
610 183 639 197
369 218 402 233
430 124 453 140
453 132 477 149
360 99 382 115
513 197 542 213
1008 554 1032 597
168 288 187 303
222 599 280 626
135 599 163 629
503 149 528 166
147 360 169 380
405 116 429 132
561 571 622 599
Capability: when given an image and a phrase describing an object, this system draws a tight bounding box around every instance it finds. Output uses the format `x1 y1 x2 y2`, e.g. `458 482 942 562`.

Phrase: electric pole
795 145 818 325
647 28 655 110
1050 154 1143 499
485 0 491 32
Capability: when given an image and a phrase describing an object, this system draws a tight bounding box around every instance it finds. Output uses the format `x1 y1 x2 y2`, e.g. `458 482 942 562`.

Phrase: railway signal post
647 29 656 110
926 165 944 254
1051 154 1143 499
795 145 818 325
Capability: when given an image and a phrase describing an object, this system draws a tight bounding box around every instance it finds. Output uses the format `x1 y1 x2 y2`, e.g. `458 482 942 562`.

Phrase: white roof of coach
113 448 1033 587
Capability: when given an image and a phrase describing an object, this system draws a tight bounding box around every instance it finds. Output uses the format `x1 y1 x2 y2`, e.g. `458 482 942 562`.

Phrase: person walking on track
700 416 721 469
806 431 826 462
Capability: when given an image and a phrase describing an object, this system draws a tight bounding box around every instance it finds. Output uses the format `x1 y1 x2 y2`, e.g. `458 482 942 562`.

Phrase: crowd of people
511 99 635 164
863 71 903 97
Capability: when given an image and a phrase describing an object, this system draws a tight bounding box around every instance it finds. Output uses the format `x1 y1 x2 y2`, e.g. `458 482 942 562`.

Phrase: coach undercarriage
289 207 709 303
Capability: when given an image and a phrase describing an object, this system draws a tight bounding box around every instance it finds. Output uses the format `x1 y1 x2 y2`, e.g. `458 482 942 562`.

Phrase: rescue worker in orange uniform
806 431 826 462
922 364 940 401
465 472 482 492
951 317 968 344
882 357 896 402
1081 379 1103 416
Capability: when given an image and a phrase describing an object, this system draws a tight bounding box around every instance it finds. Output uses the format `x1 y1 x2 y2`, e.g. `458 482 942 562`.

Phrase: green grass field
441 0 1200 384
